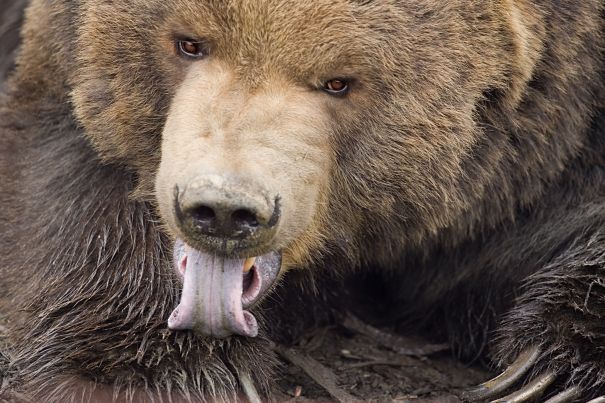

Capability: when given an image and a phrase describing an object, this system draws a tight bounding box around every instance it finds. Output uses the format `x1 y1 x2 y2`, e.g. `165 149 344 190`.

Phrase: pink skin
168 240 281 338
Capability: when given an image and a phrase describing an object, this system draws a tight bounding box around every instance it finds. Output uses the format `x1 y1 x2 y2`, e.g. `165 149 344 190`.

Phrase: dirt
272 320 491 402
0 2 493 401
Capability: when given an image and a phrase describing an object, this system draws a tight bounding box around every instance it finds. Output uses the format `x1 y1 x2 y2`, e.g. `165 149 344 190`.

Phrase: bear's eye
176 39 207 59
323 79 350 96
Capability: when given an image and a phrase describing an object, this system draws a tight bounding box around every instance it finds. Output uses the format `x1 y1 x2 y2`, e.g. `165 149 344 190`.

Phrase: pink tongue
168 246 258 338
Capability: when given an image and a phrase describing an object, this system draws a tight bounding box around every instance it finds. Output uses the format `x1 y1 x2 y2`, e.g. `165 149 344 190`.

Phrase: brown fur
1 0 604 401
0 1 25 93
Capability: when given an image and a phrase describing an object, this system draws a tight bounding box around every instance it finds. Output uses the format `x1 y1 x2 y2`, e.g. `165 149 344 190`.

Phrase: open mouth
168 239 282 338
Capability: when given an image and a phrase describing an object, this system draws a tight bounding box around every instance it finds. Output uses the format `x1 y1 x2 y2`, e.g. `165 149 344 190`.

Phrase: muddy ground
0 2 492 401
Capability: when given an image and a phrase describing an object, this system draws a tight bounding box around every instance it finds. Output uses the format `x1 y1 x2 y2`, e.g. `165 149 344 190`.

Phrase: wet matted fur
1 0 604 401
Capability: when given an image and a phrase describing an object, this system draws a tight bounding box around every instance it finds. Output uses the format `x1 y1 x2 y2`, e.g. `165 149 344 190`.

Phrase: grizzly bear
1 0 604 401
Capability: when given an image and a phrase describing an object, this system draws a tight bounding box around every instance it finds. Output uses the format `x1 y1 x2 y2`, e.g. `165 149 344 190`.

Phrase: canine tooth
243 257 256 273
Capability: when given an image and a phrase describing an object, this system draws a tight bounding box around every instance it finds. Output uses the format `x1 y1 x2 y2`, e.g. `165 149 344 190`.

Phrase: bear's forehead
84 0 430 87
168 0 372 75
98 0 397 82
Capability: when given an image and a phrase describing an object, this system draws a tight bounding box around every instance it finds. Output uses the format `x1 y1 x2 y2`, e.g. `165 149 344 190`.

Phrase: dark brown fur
0 1 25 93
1 0 604 401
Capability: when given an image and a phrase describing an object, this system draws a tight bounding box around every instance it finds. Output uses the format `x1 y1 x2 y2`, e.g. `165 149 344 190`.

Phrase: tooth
243 257 256 273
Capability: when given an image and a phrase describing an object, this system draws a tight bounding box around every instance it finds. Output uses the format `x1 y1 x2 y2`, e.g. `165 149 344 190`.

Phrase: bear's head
70 0 554 338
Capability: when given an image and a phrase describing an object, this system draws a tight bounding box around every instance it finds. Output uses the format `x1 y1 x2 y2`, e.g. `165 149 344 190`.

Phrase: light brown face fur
71 0 556 271
155 59 333 265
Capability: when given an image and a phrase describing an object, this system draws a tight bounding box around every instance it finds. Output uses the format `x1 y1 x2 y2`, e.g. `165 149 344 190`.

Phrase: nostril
190 205 216 223
175 179 278 243
232 209 259 228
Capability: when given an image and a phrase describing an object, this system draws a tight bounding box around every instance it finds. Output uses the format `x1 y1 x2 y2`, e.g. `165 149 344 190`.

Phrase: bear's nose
186 202 261 238
174 175 280 253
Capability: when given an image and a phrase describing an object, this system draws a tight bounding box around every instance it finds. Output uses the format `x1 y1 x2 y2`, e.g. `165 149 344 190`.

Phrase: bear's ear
501 2 546 108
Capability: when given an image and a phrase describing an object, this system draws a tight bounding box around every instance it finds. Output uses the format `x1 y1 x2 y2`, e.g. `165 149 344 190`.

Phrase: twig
275 346 359 402
342 314 449 356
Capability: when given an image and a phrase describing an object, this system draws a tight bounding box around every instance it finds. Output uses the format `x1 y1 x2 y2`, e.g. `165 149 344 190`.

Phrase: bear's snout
174 174 280 256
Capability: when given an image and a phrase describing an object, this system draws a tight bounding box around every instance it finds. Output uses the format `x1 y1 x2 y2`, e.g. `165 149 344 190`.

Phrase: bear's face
71 0 534 337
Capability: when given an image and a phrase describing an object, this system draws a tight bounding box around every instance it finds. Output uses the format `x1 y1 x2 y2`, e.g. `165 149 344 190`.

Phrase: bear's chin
168 239 282 338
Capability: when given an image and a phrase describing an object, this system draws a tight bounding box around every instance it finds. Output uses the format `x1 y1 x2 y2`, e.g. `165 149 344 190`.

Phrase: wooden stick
275 346 359 402
342 314 449 356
